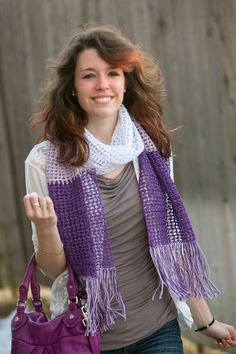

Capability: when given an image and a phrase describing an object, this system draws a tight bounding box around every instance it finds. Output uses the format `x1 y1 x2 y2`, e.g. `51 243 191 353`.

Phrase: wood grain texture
0 0 235 349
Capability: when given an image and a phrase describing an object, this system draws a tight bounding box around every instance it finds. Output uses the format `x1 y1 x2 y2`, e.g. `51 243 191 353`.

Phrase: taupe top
97 162 177 351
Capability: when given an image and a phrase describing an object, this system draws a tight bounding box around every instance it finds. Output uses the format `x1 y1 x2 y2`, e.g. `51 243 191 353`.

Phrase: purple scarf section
46 123 220 335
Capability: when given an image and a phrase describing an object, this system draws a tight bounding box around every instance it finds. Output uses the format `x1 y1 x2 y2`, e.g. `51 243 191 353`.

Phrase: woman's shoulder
25 140 50 173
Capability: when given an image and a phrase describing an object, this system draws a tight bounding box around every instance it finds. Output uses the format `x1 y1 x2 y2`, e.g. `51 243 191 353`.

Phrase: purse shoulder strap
18 253 38 305
66 261 79 301
17 253 79 309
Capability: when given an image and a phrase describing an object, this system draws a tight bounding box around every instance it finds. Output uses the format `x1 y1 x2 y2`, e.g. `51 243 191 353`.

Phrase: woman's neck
85 115 118 144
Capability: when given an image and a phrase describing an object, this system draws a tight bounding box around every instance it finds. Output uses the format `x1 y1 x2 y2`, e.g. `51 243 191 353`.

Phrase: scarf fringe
150 241 220 300
83 268 127 336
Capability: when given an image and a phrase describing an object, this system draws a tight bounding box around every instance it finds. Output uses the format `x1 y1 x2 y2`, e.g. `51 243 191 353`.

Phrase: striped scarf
46 119 219 335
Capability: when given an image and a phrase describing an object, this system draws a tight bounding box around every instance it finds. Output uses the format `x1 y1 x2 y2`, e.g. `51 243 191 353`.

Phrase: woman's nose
96 75 109 90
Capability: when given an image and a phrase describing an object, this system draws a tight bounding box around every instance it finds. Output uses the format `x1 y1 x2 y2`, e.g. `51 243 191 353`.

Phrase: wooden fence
0 0 236 349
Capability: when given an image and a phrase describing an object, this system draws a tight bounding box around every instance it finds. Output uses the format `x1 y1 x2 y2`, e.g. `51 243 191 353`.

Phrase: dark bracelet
195 318 215 332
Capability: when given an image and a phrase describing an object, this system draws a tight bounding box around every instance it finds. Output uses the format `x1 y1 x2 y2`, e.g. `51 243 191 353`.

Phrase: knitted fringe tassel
83 268 127 336
150 240 220 300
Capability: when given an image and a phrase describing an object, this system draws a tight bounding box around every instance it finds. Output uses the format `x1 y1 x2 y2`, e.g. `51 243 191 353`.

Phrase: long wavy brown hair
31 24 172 166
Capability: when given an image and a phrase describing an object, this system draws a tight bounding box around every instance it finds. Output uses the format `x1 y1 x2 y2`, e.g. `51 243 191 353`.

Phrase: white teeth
94 97 112 103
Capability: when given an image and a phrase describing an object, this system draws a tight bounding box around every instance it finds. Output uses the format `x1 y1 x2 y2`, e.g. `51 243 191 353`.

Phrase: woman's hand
23 192 66 279
202 320 236 349
187 298 236 349
23 192 58 237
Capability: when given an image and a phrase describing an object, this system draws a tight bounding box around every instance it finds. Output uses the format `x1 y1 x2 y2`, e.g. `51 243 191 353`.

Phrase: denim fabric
101 319 184 354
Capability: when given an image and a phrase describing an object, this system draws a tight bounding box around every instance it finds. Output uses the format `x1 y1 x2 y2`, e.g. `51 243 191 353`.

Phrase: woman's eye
82 73 95 79
109 71 120 76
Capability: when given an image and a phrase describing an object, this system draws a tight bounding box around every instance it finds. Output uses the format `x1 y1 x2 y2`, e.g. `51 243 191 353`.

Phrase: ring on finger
32 202 41 207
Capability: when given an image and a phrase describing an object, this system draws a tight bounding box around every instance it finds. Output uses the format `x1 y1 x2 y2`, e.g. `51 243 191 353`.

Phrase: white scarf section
84 104 144 175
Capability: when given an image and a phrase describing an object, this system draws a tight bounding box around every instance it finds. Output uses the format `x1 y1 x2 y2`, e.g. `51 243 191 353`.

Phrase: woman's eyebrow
80 68 96 72
80 65 117 72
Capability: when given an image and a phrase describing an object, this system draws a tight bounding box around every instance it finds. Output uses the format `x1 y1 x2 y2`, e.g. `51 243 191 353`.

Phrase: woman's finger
39 196 57 221
45 196 56 216
29 193 42 218
23 192 43 219
23 193 39 216
23 194 31 215
29 192 40 207
38 195 47 216
45 196 54 210
217 338 233 349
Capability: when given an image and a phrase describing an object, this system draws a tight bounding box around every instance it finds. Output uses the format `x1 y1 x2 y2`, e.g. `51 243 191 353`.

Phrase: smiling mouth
92 96 114 103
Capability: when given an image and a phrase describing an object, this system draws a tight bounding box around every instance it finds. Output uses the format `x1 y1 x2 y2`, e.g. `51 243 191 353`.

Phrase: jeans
101 319 184 354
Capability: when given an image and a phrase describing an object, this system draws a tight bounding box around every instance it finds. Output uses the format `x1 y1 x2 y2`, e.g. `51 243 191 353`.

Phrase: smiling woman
23 24 236 354
30 25 171 167
74 48 126 143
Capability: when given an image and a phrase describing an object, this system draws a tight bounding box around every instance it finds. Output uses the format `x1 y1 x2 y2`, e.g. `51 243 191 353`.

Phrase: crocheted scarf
84 105 144 174
46 116 220 335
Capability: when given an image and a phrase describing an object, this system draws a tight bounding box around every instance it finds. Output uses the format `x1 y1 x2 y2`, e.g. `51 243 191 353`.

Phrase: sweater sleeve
24 141 49 250
169 154 174 181
25 142 70 318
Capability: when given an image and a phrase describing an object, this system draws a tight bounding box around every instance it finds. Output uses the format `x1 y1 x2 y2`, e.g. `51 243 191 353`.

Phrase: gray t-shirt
97 161 177 351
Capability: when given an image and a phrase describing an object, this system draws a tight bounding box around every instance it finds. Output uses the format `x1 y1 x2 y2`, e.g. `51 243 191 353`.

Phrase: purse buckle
68 296 79 305
81 304 88 327
32 298 43 306
81 304 87 317
16 299 27 308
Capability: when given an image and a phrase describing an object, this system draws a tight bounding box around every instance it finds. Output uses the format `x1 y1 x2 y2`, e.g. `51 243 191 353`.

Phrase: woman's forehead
76 48 119 72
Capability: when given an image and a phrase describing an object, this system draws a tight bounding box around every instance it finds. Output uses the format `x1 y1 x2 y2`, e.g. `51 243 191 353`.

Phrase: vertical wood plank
0 1 236 350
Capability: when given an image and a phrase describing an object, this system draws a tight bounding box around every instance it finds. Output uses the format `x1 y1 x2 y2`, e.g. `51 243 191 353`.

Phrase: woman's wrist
35 224 59 238
195 318 215 332
187 298 214 329
36 243 64 257
35 225 63 255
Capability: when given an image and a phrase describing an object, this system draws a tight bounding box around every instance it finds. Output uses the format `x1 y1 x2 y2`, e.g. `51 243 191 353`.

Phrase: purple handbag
11 254 100 353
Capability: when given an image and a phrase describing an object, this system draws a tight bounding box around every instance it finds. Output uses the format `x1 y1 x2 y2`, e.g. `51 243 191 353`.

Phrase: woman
23 25 236 353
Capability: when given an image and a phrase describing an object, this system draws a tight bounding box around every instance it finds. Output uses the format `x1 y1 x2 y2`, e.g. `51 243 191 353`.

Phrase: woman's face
74 48 126 125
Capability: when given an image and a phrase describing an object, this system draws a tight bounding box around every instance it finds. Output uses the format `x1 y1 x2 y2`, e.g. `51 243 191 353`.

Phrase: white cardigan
25 140 193 330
